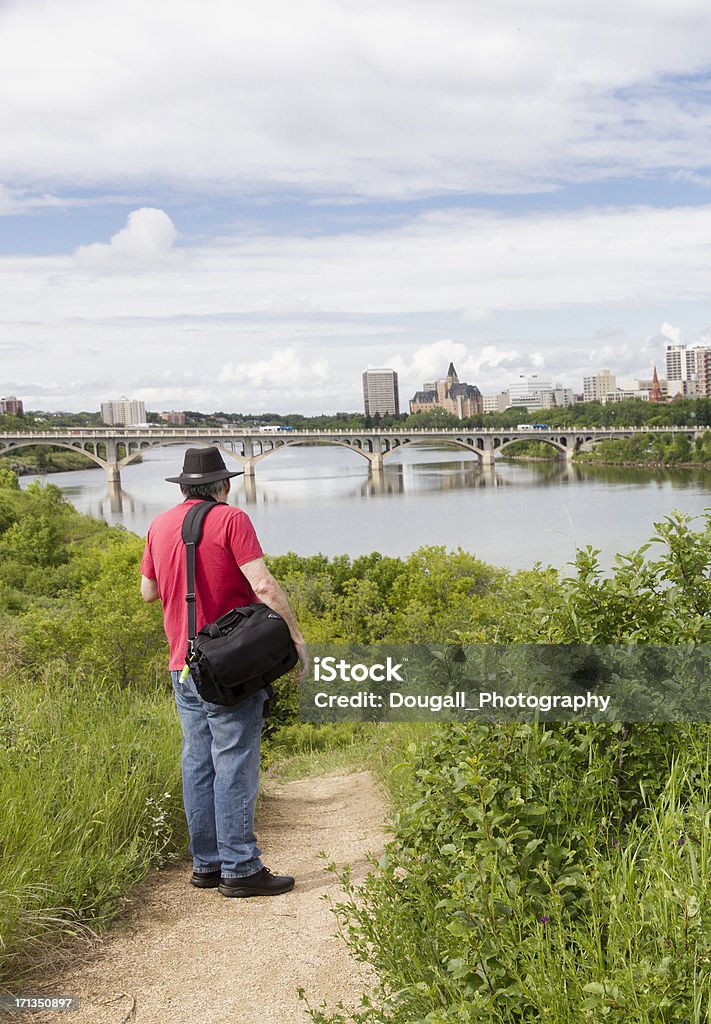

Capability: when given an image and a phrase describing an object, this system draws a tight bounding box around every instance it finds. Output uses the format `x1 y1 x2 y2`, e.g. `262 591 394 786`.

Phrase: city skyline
2 337 702 418
2 2 711 413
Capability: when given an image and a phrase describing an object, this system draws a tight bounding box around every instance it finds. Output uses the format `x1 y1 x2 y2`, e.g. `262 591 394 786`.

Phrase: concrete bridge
0 425 704 485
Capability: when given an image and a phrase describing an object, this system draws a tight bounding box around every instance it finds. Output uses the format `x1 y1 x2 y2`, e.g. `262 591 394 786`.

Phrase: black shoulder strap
182 499 222 645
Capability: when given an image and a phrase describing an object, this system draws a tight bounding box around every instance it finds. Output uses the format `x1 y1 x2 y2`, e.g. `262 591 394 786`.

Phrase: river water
19 443 711 571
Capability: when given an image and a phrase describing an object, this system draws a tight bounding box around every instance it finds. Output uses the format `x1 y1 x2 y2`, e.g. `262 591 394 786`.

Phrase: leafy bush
312 723 710 1024
305 513 711 1024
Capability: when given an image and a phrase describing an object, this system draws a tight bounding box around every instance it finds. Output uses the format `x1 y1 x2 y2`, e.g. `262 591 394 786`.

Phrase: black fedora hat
165 446 244 484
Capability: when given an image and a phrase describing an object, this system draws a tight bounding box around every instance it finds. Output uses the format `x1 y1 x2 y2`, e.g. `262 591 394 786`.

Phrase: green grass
0 676 398 990
0 670 185 989
262 721 435 784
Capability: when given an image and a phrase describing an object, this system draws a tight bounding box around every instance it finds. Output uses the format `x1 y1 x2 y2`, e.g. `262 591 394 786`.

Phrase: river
19 443 711 571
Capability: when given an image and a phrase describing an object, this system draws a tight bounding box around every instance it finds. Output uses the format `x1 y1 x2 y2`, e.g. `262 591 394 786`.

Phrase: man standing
140 446 308 897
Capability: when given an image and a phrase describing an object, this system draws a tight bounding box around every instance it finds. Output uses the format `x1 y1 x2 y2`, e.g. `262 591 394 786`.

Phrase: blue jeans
171 670 267 879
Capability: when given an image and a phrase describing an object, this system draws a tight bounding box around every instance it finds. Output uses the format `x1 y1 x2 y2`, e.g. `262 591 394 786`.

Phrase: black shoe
190 869 221 889
218 867 295 898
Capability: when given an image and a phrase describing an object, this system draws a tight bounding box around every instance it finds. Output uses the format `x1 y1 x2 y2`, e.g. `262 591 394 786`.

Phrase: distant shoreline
502 453 711 471
0 454 102 477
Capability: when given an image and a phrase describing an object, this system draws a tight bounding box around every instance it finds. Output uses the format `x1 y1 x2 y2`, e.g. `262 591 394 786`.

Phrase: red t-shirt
140 500 264 670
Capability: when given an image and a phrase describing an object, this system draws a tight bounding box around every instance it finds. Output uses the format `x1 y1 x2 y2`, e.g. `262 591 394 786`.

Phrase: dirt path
30 771 385 1024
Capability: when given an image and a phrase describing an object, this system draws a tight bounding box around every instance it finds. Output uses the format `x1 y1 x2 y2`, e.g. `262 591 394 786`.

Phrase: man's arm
240 557 309 683
141 575 160 603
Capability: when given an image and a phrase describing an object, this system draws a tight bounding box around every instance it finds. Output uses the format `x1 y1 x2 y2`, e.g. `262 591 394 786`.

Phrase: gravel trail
29 771 385 1024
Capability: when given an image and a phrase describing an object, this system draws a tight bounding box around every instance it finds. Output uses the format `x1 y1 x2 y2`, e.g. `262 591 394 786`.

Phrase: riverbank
0 450 102 475
503 452 711 470
576 456 711 469
502 433 711 470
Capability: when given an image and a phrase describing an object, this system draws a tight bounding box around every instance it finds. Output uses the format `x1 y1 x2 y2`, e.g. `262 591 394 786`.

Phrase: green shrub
313 723 710 1023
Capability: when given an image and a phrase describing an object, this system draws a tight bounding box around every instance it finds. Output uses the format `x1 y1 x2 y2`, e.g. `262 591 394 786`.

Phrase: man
140 446 308 897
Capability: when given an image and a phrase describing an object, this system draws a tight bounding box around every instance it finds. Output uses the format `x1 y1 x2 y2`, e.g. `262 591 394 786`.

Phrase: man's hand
294 641 309 684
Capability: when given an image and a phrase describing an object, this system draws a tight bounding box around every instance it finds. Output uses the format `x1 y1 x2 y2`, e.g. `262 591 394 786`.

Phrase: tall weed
0 669 184 987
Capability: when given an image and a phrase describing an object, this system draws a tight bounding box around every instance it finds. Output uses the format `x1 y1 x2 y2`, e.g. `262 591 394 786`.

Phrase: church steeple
650 364 663 403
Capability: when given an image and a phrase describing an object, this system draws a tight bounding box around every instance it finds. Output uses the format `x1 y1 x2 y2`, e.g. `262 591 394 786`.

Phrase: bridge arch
244 437 382 467
0 438 107 471
115 438 223 470
497 436 570 458
255 435 486 465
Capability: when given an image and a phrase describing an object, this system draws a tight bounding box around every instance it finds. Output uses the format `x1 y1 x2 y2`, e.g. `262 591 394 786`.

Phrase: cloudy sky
2 0 711 414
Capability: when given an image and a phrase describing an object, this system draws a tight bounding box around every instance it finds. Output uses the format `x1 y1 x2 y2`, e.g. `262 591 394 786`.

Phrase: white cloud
388 340 529 389
4 202 711 409
0 184 67 214
0 184 133 216
1 0 711 198
218 347 329 396
660 322 682 344
76 208 177 268
400 340 469 383
386 339 541 399
672 170 711 188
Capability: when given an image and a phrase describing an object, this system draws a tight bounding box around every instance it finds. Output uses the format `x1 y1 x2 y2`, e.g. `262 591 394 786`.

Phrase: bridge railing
0 425 702 439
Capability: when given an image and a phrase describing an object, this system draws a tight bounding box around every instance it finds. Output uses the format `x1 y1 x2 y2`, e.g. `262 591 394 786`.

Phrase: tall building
695 350 711 398
100 399 147 426
482 391 510 414
551 386 575 408
665 343 711 397
583 369 617 404
362 369 400 417
665 344 697 387
409 363 483 419
0 396 23 416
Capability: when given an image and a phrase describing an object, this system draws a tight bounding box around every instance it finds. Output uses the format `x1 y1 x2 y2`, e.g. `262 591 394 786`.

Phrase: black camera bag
182 499 298 707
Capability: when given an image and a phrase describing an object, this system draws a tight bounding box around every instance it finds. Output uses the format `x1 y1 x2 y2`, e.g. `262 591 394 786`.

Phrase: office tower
362 369 400 417
100 399 147 425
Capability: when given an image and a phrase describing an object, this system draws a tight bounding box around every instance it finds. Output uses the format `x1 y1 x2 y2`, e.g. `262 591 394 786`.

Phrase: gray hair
180 478 230 501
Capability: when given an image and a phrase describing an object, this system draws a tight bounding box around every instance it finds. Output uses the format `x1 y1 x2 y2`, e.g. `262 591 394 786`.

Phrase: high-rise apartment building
362 369 400 417
666 343 711 397
695 350 711 398
665 344 697 387
583 369 617 404
100 399 147 426
0 396 23 416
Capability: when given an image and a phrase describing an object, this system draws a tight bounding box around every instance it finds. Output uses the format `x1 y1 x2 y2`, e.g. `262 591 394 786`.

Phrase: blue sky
2 0 711 414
